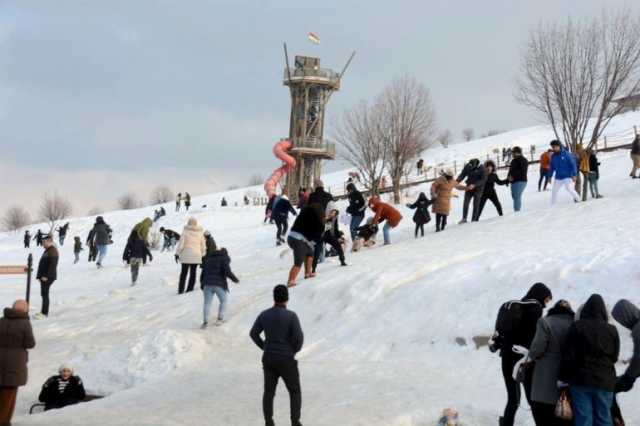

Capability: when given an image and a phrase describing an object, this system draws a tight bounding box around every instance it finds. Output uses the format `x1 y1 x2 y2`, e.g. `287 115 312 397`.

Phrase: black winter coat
483 173 508 195
291 205 324 242
162 229 180 241
589 153 600 178
508 156 529 182
200 249 239 291
271 198 297 220
36 246 59 283
631 137 640 155
123 237 152 262
308 188 334 211
91 223 112 246
250 305 304 360
39 375 86 410
407 194 432 225
457 164 487 188
561 294 620 391
346 190 366 217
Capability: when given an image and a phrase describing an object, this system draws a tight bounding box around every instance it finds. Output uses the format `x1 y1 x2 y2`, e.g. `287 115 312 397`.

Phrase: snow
1 113 640 425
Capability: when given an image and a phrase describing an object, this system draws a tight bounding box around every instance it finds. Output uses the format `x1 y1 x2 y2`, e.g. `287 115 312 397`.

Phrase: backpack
491 299 540 352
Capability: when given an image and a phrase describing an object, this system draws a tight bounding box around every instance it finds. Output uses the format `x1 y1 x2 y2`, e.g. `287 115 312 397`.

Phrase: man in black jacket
159 227 180 252
39 364 86 411
36 236 59 318
507 147 529 212
612 300 640 393
456 159 487 223
477 160 507 220
346 183 366 242
307 179 333 211
286 204 324 286
271 195 297 246
250 285 304 426
23 230 31 249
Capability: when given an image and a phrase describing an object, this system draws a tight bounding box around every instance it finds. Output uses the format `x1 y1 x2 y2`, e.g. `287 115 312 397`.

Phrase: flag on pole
307 32 320 45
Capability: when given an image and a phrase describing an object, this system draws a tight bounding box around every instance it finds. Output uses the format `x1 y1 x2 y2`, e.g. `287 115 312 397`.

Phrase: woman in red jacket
368 197 402 245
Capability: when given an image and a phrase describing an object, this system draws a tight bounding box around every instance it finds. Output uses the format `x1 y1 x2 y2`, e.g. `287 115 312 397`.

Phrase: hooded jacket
612 299 640 380
407 193 432 225
290 204 325 242
91 217 112 246
550 148 578 180
0 308 36 387
576 144 591 173
200 249 239 291
175 219 206 265
430 175 464 216
346 186 366 217
369 197 402 228
271 196 297 220
561 294 620 391
133 218 153 242
456 160 487 188
308 187 334 211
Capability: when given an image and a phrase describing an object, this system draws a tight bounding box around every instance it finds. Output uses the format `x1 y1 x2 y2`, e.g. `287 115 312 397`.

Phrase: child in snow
406 192 432 238
353 218 379 251
430 169 466 232
73 236 83 264
123 230 153 286
200 243 239 328
38 364 86 411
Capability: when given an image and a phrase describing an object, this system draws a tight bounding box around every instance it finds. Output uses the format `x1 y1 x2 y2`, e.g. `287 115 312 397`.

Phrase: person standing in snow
38 364 86 411
507 146 529 212
0 300 35 425
477 160 507 220
72 237 82 264
264 194 277 224
36 236 59 318
528 300 575 426
220 197 227 207
368 196 402 245
560 294 619 426
406 192 432 238
549 140 580 205
312 203 347 273
630 134 640 178
123 230 153 286
56 222 69 246
492 283 552 426
587 149 603 199
417 158 424 175
430 169 466 232
612 299 640 394
307 179 334 265
89 216 112 268
456 158 487 223
85 228 97 263
287 204 324 286
34 229 44 247
271 193 297 246
576 144 591 202
200 243 239 328
184 192 192 210
175 218 206 294
538 150 552 192
23 230 30 249
250 285 304 426
175 193 182 212
346 183 366 244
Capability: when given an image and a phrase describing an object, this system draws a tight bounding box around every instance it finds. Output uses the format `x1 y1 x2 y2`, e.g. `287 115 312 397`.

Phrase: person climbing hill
287 204 324 287
456 159 487 223
200 243 239 328
132 218 153 244
477 160 507 220
431 169 466 232
271 193 297 246
123 230 153 286
406 192 432 238
346 183 366 243
175 218 206 294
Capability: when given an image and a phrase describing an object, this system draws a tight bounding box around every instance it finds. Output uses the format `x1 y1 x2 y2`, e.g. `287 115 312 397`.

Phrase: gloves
616 375 634 393
174 254 179 263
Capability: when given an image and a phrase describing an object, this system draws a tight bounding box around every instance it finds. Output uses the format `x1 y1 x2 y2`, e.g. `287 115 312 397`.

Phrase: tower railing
283 68 340 84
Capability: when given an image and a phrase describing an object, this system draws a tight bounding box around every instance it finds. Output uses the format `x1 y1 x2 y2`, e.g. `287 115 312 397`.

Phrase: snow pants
262 356 301 426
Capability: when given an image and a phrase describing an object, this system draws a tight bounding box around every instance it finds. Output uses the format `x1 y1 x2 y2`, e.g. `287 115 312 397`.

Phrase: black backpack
491 299 540 352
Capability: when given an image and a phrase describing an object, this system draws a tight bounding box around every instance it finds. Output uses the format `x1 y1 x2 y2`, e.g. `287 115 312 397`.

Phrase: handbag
555 389 573 420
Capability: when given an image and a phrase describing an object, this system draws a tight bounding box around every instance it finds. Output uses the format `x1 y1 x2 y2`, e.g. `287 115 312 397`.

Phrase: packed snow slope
1 116 640 425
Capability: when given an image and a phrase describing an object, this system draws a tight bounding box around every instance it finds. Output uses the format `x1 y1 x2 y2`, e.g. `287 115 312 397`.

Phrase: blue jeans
203 286 229 323
571 385 613 426
350 215 364 241
383 222 391 245
97 244 108 264
510 181 527 212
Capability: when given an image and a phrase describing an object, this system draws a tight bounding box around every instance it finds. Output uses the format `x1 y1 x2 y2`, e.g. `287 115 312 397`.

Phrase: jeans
40 280 54 316
263 356 301 426
501 353 533 426
552 178 580 204
313 234 345 271
510 181 527 212
570 385 613 426
130 258 143 283
203 286 229 323
588 172 600 198
538 169 551 191
179 264 198 294
59 235 66 246
382 222 391 244
581 171 590 201
313 240 325 268
349 215 364 241
96 244 108 265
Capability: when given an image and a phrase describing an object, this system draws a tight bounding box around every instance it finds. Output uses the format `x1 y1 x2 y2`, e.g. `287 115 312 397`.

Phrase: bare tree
117 193 141 210
437 129 453 148
332 100 388 196
379 76 438 203
39 193 72 232
150 185 173 204
248 174 264 186
516 10 640 151
481 129 505 138
2 206 31 231
462 128 475 142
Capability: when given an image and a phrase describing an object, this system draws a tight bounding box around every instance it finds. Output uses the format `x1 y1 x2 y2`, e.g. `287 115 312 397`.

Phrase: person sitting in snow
353 218 378 251
39 364 86 411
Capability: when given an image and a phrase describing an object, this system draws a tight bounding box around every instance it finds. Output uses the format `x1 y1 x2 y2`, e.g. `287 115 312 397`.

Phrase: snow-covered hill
1 115 640 426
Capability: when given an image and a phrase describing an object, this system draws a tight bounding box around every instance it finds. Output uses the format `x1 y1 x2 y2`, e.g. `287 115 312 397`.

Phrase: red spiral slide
264 139 296 198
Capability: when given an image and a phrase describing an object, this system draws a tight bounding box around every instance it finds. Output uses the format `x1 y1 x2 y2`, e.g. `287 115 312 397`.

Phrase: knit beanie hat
59 363 74 374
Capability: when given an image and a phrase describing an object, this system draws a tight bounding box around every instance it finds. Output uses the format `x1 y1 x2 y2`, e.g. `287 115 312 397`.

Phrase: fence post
604 136 608 149
454 161 457 175
26 254 32 304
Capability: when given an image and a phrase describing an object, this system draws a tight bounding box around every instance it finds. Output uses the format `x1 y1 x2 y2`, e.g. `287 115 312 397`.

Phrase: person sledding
38 364 86 411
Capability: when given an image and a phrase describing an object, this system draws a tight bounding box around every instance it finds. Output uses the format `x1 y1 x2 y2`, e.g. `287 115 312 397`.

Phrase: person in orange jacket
538 150 552 192
368 196 402 245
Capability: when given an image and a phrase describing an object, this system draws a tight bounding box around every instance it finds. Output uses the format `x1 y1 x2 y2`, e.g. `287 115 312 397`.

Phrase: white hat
59 363 74 374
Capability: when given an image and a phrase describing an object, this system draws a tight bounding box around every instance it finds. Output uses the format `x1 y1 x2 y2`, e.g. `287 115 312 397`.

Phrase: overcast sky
0 0 635 216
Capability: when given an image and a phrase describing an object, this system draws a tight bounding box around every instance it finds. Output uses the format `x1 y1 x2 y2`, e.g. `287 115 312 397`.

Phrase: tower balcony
289 138 336 160
283 68 341 89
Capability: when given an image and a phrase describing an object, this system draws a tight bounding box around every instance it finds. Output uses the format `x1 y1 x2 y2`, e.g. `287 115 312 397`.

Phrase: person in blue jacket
549 140 580 205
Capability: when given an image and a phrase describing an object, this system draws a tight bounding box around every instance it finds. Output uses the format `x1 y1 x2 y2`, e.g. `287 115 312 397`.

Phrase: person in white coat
175 217 206 294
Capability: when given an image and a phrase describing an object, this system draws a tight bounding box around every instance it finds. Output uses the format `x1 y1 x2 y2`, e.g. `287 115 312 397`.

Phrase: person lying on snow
352 218 378 251
39 364 86 411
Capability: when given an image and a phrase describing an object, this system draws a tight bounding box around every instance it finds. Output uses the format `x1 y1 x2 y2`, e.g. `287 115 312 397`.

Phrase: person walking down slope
630 134 640 178
528 300 575 426
123 230 153 286
200 244 239 328
271 194 297 246
36 236 59 318
560 294 620 426
477 160 507 220
368 197 402 245
73 237 83 264
406 192 432 238
23 230 31 249
0 300 35 425
38 364 86 411
587 149 603 199
175 218 206 294
175 193 182 212
538 150 552 191
90 216 112 268
491 283 553 426
507 146 529 212
576 144 591 202
287 204 324 287
549 140 580 205
345 183 366 244
611 299 640 394
56 223 69 246
430 169 466 232
250 285 304 426
456 158 487 223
